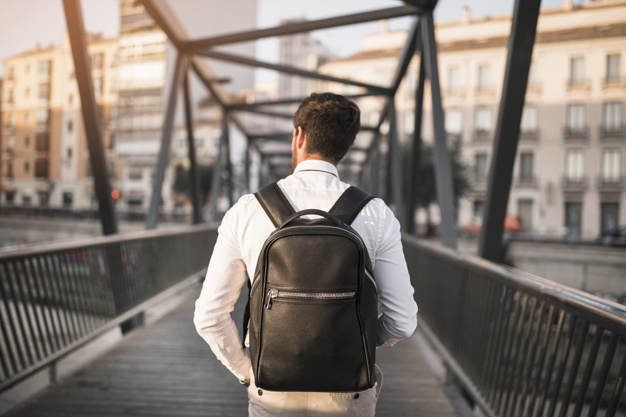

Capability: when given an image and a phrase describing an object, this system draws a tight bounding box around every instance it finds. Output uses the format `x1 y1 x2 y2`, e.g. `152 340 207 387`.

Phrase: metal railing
404 235 626 417
0 224 217 392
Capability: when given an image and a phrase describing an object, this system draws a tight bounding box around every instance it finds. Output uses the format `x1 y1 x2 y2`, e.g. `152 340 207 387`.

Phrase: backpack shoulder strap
329 186 374 225
254 182 295 228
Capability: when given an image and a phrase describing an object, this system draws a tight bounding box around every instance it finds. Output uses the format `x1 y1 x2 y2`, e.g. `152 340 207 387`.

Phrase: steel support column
406 46 426 235
183 68 201 224
388 100 405 226
145 53 186 230
63 0 117 236
207 125 224 222
222 112 234 207
422 12 457 249
479 0 541 262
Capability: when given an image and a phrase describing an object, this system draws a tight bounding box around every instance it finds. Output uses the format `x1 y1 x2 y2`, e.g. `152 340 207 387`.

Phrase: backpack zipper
264 289 356 310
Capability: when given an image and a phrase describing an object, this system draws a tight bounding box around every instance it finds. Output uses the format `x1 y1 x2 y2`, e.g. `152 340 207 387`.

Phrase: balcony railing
473 129 492 142
519 129 539 141
563 126 589 141
602 76 625 89
597 175 624 191
515 176 538 189
565 78 591 91
599 125 625 140
561 175 588 190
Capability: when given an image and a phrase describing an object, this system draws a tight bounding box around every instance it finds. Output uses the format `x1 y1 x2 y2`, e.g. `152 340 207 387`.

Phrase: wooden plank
7 289 459 416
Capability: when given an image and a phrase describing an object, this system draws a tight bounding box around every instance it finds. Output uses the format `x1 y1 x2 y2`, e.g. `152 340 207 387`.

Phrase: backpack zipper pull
264 289 279 310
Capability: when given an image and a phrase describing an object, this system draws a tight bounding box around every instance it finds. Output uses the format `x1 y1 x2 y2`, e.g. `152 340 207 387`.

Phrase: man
194 92 418 416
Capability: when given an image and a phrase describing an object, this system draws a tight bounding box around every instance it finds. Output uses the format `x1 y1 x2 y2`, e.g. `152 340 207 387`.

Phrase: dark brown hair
293 92 360 164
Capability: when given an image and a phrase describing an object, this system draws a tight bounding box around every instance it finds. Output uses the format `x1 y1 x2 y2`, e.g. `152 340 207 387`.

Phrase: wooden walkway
7 288 459 416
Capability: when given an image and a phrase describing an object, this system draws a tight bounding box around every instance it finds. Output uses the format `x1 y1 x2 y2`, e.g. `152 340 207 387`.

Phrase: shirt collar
293 159 339 178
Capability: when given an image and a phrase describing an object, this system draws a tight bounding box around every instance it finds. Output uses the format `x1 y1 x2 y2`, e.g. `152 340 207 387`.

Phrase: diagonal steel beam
145 53 186 230
422 12 457 249
479 0 541 263
63 0 117 236
183 68 201 224
226 92 385 110
195 49 391 94
232 108 294 119
184 6 421 50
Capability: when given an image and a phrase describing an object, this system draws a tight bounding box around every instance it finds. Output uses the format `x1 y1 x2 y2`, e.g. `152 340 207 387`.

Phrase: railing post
388 99 404 227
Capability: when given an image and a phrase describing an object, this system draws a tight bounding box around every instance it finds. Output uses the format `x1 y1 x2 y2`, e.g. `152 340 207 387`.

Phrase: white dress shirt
194 159 418 382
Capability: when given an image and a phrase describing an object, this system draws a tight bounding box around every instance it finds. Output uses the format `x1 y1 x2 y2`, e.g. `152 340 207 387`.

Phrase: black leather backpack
245 182 378 392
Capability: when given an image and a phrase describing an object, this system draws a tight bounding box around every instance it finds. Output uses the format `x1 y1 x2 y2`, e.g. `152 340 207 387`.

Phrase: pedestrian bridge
0 225 624 416
1 0 626 415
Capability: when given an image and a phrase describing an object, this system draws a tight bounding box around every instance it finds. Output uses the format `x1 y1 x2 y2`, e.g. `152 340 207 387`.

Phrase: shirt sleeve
193 205 251 381
373 201 419 347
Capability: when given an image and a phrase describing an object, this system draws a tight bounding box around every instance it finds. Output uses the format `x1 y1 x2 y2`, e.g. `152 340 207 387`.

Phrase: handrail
0 225 218 392
403 234 626 417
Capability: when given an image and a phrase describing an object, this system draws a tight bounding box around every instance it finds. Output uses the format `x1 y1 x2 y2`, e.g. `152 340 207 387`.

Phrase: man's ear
295 126 306 150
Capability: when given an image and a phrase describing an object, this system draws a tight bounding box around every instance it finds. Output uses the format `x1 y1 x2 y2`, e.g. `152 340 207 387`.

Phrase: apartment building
316 0 626 239
1 34 118 208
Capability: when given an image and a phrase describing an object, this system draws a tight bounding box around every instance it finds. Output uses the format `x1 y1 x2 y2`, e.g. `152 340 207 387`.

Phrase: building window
68 94 74 105
6 162 13 179
475 107 492 135
606 54 621 83
446 108 462 135
6 136 15 151
62 191 74 208
38 83 50 100
35 158 49 178
528 61 538 87
25 87 30 98
569 57 585 85
602 102 622 133
473 200 485 224
520 105 537 134
67 147 73 159
38 60 51 79
477 64 492 91
91 53 104 70
24 161 30 173
93 78 103 100
67 120 74 133
36 108 49 125
519 152 534 181
7 89 14 104
7 66 14 80
600 203 619 236
601 148 621 182
474 153 489 183
8 114 15 128
129 170 143 180
565 202 582 236
25 112 31 124
25 63 30 74
566 104 586 133
24 136 30 147
447 66 462 93
36 133 50 151
565 149 585 181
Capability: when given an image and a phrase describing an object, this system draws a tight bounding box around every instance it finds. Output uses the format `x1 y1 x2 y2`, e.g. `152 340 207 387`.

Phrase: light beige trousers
247 365 383 417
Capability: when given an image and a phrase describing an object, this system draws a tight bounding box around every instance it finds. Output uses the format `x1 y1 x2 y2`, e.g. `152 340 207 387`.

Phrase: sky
0 0 569 79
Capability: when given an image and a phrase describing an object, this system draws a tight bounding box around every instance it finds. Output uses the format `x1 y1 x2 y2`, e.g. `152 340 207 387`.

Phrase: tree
403 138 471 235
172 163 214 207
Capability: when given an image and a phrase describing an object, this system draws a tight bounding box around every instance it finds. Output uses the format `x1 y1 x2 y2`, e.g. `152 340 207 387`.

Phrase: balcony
514 176 538 189
473 129 491 143
519 128 539 142
597 175 624 191
599 125 625 140
563 126 589 141
602 76 625 90
561 175 588 191
471 177 488 191
565 78 591 92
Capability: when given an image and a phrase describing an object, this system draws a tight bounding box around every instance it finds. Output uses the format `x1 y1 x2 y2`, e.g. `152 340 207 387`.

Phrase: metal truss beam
195 49 391 94
63 0 118 236
183 68 202 224
479 0 541 262
422 12 457 249
184 6 421 50
146 53 186 230
226 92 386 110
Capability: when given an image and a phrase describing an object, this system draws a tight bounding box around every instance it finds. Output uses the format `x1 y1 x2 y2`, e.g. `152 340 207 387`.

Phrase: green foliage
172 164 214 205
